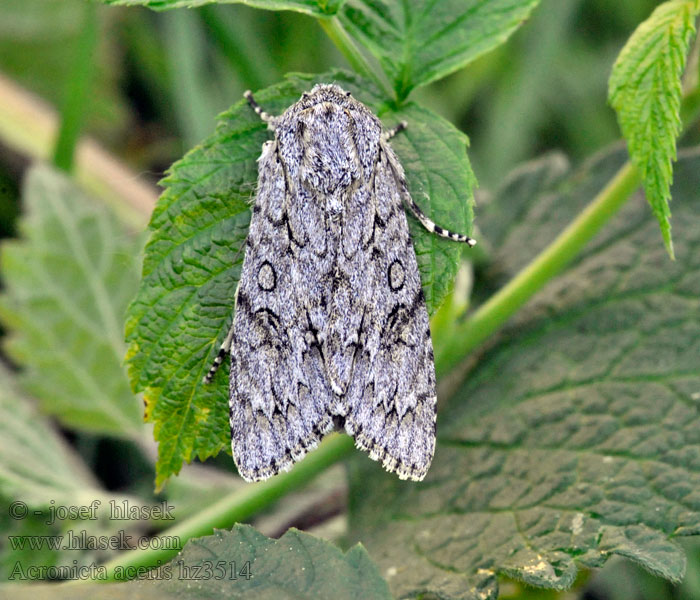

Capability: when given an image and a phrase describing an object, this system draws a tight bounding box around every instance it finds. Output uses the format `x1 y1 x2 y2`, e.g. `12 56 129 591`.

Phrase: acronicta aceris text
205 84 475 482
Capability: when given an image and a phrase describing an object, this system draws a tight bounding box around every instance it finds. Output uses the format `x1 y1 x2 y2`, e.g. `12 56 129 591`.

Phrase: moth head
301 84 354 108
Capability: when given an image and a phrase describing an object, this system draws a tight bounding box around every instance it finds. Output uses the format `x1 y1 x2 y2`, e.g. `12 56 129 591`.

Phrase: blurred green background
2 0 699 597
0 0 664 188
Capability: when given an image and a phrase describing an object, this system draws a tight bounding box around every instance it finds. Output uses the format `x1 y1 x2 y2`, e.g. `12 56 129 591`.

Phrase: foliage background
1 0 700 598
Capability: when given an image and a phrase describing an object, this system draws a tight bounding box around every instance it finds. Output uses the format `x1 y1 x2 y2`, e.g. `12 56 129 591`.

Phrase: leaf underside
0 164 143 438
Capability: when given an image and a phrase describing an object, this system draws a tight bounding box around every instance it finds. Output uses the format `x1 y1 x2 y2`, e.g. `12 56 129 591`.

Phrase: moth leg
382 121 407 142
383 126 476 246
203 319 235 384
403 191 477 246
244 90 275 125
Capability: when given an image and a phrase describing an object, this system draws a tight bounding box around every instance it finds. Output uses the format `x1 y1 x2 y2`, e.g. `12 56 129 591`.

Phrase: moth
205 84 475 482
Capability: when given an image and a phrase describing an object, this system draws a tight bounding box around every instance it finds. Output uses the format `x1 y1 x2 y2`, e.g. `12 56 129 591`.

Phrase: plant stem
318 17 393 100
92 434 355 581
52 1 98 172
435 162 640 376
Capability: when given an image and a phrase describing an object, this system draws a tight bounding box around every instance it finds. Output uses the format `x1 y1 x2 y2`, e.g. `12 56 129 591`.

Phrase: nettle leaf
138 525 391 598
609 0 700 259
99 0 347 17
349 148 700 600
0 363 101 506
0 164 143 438
3 525 391 598
340 0 541 99
477 152 572 265
126 69 474 487
0 362 142 580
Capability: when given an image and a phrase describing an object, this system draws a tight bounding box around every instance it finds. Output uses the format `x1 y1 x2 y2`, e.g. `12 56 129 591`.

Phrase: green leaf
339 0 542 99
591 537 700 600
349 147 700 599
0 164 143 438
477 152 571 279
125 69 474 487
608 0 700 259
2 525 391 598
0 364 102 506
143 525 392 597
0 362 142 580
99 0 347 17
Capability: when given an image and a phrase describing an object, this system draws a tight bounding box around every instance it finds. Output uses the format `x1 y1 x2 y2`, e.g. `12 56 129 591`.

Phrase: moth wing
229 143 335 482
344 145 437 481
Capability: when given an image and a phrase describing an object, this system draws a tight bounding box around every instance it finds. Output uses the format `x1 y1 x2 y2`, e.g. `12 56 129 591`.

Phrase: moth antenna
244 90 275 125
404 195 477 245
383 122 475 245
387 160 476 246
382 121 407 142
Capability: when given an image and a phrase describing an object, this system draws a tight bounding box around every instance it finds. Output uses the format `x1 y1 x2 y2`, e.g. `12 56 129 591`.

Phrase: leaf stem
435 162 640 376
91 434 355 581
52 1 98 172
318 17 393 100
